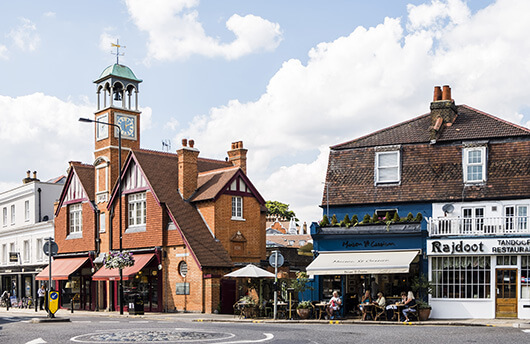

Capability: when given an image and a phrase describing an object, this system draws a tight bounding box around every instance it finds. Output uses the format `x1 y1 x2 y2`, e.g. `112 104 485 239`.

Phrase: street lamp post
79 117 124 315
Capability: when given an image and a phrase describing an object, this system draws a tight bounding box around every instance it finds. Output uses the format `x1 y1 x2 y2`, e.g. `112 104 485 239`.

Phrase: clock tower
92 63 142 205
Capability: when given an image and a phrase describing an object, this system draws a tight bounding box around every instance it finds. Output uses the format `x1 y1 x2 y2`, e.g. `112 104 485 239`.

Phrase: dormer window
463 147 486 183
375 151 400 184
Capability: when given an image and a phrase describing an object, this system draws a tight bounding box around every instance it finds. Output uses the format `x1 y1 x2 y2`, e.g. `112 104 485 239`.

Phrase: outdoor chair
374 304 387 321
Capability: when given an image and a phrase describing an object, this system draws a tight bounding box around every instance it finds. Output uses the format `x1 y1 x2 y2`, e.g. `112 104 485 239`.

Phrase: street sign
269 251 284 268
43 241 58 257
48 291 59 315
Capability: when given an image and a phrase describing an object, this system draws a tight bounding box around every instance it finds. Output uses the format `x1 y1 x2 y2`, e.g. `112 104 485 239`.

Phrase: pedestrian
38 285 46 310
1 290 10 310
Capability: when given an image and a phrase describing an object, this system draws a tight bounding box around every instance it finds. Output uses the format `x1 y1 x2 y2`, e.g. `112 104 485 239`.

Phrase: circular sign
268 252 284 268
43 241 58 256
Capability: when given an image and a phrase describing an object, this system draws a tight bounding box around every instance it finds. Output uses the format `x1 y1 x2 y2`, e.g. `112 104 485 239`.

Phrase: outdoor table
360 303 375 320
315 302 327 319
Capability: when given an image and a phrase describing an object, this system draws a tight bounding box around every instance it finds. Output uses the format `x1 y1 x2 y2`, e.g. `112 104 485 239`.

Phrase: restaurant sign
427 238 530 255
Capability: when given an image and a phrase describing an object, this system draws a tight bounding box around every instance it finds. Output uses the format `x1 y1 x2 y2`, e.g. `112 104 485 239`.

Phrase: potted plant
103 251 135 269
411 274 433 321
296 300 313 319
415 300 432 321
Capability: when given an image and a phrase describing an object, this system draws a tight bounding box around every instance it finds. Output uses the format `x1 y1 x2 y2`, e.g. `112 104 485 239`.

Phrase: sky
1 0 529 225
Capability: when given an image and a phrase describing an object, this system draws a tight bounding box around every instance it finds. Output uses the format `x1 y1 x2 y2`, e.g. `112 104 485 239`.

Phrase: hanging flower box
103 251 135 269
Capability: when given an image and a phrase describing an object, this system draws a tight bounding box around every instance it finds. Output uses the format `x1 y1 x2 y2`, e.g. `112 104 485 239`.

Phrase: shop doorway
495 269 517 318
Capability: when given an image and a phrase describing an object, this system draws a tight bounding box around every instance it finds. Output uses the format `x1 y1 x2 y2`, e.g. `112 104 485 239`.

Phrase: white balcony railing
428 216 530 237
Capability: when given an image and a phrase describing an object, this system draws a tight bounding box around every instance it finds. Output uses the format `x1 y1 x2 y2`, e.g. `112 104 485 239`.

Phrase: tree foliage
265 201 298 221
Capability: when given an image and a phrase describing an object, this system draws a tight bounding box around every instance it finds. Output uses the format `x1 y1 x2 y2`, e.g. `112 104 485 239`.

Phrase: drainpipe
108 206 114 311
38 188 42 222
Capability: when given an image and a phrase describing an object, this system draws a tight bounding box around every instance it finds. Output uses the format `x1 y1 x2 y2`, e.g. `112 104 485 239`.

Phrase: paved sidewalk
1 306 529 328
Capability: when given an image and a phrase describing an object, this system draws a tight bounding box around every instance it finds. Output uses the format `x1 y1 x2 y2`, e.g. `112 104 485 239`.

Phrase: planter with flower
103 251 135 269
296 300 313 319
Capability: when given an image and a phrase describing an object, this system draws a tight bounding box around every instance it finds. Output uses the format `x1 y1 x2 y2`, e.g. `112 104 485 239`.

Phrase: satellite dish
442 204 454 214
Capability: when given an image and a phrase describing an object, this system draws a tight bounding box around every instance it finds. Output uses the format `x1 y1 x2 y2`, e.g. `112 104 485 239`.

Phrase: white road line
25 338 47 344
523 329 530 333
72 320 92 323
99 321 120 323
129 320 149 323
218 333 274 343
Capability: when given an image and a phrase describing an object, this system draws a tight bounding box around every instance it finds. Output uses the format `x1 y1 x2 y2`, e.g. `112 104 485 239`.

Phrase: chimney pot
189 139 194 148
182 139 188 147
231 142 236 150
433 86 442 101
442 85 451 101
33 171 37 179
26 170 31 178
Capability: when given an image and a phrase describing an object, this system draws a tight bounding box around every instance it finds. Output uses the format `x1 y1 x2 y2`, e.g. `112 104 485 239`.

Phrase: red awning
92 254 156 281
35 257 89 281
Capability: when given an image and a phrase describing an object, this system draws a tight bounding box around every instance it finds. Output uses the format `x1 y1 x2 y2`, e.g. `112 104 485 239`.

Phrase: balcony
428 216 530 237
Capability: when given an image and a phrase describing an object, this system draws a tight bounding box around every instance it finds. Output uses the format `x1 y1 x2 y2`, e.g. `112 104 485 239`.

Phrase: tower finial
111 39 126 65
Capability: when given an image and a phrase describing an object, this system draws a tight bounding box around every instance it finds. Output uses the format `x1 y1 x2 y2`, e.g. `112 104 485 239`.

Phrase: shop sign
9 252 18 262
341 240 396 249
427 238 530 255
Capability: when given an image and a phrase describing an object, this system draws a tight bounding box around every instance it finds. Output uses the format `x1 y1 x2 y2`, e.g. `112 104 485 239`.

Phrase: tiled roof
197 157 233 172
190 167 239 202
132 150 233 268
332 105 530 150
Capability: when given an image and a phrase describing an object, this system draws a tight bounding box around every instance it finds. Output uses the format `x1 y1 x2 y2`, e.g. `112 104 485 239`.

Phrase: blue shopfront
306 221 428 316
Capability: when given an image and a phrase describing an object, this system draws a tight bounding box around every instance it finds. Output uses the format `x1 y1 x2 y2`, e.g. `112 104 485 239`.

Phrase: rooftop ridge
198 166 239 177
460 104 530 134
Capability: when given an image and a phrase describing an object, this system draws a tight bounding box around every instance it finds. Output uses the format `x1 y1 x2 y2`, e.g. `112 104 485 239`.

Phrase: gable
55 164 95 216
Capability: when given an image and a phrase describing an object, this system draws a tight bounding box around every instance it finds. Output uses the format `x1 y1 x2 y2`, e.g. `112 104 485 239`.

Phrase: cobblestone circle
71 329 234 343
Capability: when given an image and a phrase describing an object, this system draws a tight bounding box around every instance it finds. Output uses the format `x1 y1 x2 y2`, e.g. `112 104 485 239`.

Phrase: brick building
39 62 266 313
308 85 530 319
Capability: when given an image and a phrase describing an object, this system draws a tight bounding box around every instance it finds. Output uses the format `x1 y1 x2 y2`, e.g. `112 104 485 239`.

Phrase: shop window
431 256 491 299
179 261 188 278
522 256 530 299
128 192 146 227
496 255 517 266
375 151 400 184
69 203 83 234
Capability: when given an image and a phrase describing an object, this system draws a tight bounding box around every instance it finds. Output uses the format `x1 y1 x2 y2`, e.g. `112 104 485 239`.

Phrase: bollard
71 299 74 313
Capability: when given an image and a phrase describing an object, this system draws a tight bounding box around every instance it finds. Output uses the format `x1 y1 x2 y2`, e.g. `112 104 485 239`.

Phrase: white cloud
99 31 119 53
8 18 40 52
175 0 530 224
125 0 282 61
0 45 7 60
0 94 94 187
43 11 56 18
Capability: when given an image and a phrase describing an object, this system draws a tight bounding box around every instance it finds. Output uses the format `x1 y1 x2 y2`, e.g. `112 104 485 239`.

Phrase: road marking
25 339 47 344
217 333 274 343
99 321 120 323
72 321 91 323
129 320 149 323
523 329 530 333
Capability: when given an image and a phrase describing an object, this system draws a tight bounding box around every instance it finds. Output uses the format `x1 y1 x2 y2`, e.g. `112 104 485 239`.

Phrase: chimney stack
227 141 248 174
429 85 457 142
177 139 199 200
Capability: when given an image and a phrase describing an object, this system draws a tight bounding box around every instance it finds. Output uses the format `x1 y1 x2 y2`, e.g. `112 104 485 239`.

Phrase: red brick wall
55 202 96 253
325 140 530 205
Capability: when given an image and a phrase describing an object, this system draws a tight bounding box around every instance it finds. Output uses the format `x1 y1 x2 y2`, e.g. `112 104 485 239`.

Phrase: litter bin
128 293 144 315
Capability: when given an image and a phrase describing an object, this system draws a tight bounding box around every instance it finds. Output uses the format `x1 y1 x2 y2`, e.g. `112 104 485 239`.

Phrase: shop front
308 223 427 316
427 237 530 319
35 256 95 310
92 253 162 312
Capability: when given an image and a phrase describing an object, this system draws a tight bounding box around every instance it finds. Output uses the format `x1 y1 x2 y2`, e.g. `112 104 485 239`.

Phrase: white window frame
462 207 484 232
25 200 30 222
463 147 486 183
375 151 400 184
10 205 15 225
69 203 83 234
99 212 106 233
505 205 528 232
2 207 6 227
128 192 146 227
23 240 30 263
1 244 6 264
231 196 244 220
36 238 43 261
431 256 491 299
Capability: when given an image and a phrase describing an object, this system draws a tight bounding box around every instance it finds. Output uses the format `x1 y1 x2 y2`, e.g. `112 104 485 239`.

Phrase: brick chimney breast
228 141 248 174
177 141 199 200
429 85 457 141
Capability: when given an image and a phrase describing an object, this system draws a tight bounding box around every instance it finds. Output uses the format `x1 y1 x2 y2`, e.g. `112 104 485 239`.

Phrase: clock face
116 114 136 139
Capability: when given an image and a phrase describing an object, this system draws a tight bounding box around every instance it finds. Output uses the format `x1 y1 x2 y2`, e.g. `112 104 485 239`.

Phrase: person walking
2 290 10 310
37 285 46 310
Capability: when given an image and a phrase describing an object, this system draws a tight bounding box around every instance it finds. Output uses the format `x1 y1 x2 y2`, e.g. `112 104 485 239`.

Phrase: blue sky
2 0 529 223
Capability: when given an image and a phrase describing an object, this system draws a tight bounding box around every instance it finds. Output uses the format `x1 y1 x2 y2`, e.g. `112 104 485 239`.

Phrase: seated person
401 291 417 322
326 291 342 319
359 290 372 320
386 291 406 320
373 292 386 307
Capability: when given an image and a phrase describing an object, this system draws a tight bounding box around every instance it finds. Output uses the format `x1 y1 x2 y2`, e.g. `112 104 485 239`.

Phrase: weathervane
111 39 126 65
